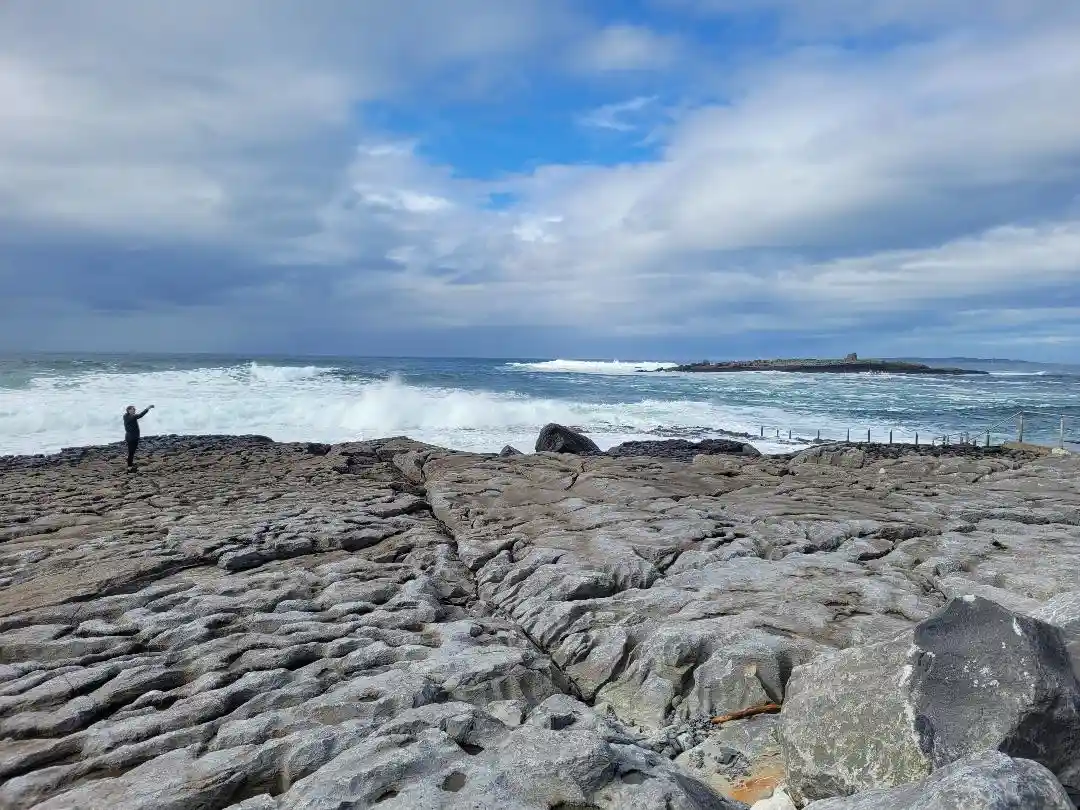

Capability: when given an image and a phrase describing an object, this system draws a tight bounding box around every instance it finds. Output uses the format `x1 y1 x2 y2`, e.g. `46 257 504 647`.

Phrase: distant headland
662 353 988 375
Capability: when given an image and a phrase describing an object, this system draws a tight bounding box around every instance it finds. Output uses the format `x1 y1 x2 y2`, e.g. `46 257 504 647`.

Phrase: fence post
867 428 871 443
760 425 764 437
1018 412 1025 443
788 429 792 440
915 432 919 446
889 430 893 444
846 428 850 443
985 430 990 447
817 430 821 441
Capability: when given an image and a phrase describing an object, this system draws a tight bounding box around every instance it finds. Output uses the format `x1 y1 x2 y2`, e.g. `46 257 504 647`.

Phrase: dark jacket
124 408 149 441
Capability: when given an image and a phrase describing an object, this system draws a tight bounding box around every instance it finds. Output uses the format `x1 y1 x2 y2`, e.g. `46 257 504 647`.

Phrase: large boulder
607 439 761 461
803 751 1073 810
534 423 601 455
779 596 1080 803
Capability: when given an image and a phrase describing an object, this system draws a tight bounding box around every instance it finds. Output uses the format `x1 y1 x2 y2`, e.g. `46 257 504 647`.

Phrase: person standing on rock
123 404 154 471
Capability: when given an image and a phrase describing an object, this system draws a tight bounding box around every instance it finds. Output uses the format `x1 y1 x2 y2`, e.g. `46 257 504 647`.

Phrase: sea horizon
2 352 1078 458
1 349 1075 365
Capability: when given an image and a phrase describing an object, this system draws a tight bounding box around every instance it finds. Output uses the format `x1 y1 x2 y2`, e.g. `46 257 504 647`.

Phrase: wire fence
932 411 1075 449
755 412 1076 450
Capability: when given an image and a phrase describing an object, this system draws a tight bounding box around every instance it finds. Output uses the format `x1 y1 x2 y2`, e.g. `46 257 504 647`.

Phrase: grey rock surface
803 750 1074 810
1034 591 1080 680
0 437 739 810
2 434 1079 808
750 789 797 810
780 597 1080 803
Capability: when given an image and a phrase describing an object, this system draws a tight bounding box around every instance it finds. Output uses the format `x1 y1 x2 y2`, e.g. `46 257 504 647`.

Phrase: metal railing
754 412 1073 450
931 411 1023 447
932 411 1072 449
757 425 924 446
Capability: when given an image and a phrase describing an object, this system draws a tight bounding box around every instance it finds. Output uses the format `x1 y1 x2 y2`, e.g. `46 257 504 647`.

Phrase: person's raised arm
137 405 155 419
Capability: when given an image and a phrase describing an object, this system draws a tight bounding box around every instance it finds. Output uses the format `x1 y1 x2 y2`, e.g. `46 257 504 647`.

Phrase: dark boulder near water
534 423 602 454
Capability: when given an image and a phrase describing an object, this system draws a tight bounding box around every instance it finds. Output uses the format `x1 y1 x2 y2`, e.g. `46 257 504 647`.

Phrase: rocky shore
666 356 986 375
1 427 1078 809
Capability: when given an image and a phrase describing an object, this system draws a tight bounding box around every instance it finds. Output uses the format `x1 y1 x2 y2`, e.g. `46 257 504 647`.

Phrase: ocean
1 354 1078 457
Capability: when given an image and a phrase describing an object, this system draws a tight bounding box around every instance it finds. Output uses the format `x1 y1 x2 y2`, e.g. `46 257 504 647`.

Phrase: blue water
1 353 1078 456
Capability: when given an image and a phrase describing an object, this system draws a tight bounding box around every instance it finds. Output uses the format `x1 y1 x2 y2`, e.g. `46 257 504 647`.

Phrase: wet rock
677 714 786 804
803 750 1073 810
534 423 601 455
780 597 1080 803
607 439 761 462
498 445 523 457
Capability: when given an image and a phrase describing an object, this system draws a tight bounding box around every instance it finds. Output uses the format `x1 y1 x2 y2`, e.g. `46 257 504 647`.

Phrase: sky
1 0 1079 361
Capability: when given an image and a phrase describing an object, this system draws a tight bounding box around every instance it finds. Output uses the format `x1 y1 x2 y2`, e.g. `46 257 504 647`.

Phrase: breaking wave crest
5 357 1074 457
0 363 824 455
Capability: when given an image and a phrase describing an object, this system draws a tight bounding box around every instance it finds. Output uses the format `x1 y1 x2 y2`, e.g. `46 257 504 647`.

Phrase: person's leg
126 438 137 467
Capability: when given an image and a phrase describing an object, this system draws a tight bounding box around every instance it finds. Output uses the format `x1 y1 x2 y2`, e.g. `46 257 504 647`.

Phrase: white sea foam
0 363 880 456
247 362 335 382
507 359 678 374
987 371 1048 377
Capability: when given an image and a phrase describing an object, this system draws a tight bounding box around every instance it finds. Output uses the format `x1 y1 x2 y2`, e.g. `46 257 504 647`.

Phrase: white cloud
579 96 660 131
1 0 1079 353
573 24 683 72
780 221 1080 313
952 307 1080 329
0 0 575 243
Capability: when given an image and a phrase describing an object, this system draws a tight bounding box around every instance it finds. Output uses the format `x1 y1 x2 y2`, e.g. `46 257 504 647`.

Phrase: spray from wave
1 363 868 456
246 362 335 382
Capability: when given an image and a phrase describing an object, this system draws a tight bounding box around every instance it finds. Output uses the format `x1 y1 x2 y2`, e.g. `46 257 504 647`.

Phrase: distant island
662 353 988 375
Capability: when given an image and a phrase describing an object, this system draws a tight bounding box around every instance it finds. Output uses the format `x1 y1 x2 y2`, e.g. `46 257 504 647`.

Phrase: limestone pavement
1 433 1078 809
